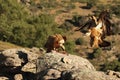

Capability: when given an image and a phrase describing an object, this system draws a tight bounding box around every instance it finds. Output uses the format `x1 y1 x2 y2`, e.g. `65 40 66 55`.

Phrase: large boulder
0 48 42 80
0 48 39 73
37 51 95 72
36 52 120 80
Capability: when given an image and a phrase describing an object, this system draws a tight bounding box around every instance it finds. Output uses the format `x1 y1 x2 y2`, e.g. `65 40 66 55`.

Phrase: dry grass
0 41 22 51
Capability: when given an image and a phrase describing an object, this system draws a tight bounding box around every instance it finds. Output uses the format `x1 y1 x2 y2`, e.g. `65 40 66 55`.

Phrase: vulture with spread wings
76 10 112 48
78 10 112 39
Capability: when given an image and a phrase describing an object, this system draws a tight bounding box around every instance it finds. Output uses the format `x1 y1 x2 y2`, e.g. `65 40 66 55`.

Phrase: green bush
110 5 120 17
70 0 97 8
115 54 120 62
11 21 36 47
64 40 76 54
71 15 89 27
86 2 92 9
112 23 120 35
93 48 102 58
102 60 120 71
72 15 82 26
59 21 73 31
86 0 97 9
65 3 76 11
75 37 85 45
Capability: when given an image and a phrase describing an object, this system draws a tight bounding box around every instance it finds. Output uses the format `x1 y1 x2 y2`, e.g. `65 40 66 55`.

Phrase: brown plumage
88 27 103 48
44 34 66 53
97 10 112 39
80 10 112 48
78 10 112 37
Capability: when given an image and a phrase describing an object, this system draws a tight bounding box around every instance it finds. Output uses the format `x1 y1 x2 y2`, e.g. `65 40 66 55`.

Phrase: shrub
59 21 73 31
65 3 76 11
110 5 120 17
75 37 85 45
72 15 82 26
112 23 120 35
86 0 97 9
11 21 36 47
93 48 102 58
102 60 120 71
116 54 120 62
71 15 89 27
64 40 76 54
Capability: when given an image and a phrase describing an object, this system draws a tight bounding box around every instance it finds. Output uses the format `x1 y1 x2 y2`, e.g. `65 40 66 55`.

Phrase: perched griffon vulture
44 34 66 53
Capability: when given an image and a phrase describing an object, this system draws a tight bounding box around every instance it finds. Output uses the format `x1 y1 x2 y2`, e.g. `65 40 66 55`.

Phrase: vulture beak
60 44 65 51
59 39 65 51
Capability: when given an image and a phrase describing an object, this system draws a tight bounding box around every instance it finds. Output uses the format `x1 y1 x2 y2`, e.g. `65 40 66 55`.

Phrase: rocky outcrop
0 48 42 80
36 52 120 80
0 48 120 80
36 52 95 72
107 70 120 78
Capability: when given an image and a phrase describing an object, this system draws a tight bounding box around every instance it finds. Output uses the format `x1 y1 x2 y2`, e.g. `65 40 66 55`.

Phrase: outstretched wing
98 10 112 36
75 19 97 33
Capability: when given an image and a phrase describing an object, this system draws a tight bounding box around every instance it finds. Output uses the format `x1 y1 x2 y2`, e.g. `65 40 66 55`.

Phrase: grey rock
14 74 23 80
0 48 39 73
22 62 36 73
36 52 120 80
43 69 61 80
36 52 95 79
